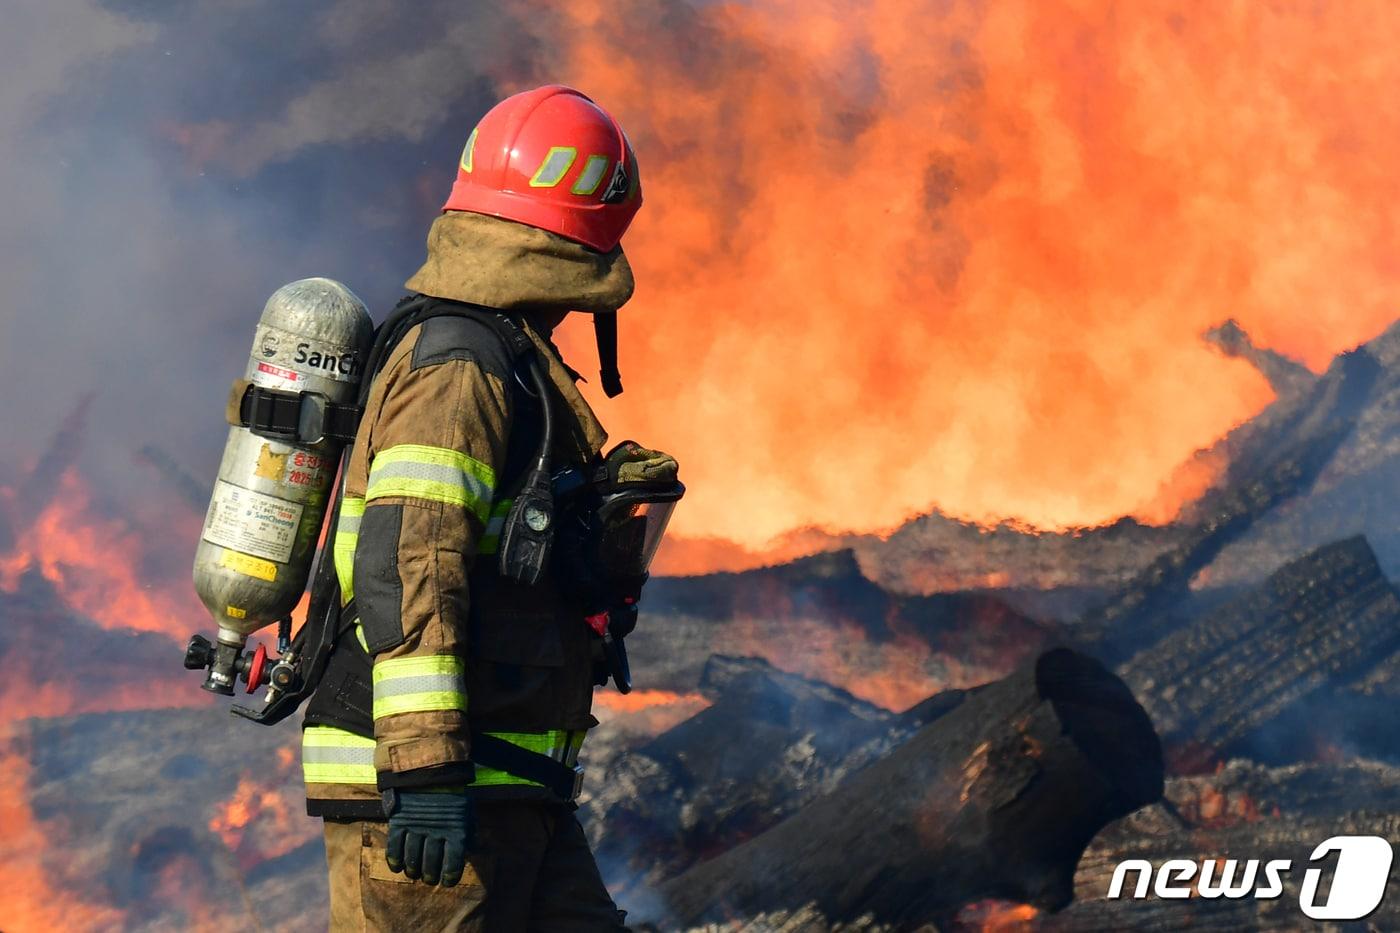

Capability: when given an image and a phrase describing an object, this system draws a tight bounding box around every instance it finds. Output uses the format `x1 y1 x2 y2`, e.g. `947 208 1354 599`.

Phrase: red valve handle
245 643 268 694
584 610 610 637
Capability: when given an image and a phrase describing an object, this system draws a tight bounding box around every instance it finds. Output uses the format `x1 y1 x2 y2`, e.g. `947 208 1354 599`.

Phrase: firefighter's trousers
324 799 629 932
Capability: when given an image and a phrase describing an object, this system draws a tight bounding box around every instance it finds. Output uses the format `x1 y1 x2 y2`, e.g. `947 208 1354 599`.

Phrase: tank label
255 443 289 481
257 361 301 382
253 323 361 384
284 449 330 489
220 549 279 582
202 480 303 564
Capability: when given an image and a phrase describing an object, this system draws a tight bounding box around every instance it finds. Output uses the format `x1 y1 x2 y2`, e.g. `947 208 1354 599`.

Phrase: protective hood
405 210 635 314
406 211 617 462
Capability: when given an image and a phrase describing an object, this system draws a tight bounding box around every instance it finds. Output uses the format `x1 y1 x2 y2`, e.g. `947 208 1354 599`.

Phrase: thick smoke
3 0 1400 558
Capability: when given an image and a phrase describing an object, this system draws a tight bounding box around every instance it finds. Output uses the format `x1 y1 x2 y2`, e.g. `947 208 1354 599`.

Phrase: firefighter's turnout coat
301 211 634 818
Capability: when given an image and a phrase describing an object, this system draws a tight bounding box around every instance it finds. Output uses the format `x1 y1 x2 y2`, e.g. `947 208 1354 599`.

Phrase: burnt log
586 655 957 897
1117 536 1400 767
1075 348 1382 664
648 648 1163 930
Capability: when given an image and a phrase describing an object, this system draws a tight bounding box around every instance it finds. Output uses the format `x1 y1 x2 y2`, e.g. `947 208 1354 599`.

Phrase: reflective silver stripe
337 511 362 534
477 498 513 555
530 146 577 188
303 745 374 766
373 673 464 698
369 460 492 505
571 154 610 195
302 725 376 785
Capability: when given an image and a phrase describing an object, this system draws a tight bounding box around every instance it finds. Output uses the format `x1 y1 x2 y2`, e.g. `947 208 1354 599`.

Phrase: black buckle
239 384 360 445
295 392 331 445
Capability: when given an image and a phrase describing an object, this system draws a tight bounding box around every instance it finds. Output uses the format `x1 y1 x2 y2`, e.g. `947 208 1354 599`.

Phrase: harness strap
469 731 585 801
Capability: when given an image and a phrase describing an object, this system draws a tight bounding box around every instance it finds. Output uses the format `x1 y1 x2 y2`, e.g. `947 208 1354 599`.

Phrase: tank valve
184 632 283 695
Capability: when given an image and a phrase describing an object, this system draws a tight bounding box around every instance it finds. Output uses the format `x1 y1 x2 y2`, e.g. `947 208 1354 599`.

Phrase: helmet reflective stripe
459 128 478 174
571 155 611 196
529 146 578 188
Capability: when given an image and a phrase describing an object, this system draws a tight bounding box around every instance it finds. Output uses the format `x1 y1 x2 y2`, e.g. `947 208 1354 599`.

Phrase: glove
382 787 475 887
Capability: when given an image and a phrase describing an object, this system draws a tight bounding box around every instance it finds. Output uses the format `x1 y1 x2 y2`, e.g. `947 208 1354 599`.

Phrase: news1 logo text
1108 836 1393 921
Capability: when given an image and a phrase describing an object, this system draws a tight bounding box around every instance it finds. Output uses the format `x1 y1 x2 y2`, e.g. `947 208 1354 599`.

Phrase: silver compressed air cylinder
192 278 372 682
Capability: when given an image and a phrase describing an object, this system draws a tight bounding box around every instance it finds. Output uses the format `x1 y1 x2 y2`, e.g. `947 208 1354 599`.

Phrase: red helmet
443 85 642 253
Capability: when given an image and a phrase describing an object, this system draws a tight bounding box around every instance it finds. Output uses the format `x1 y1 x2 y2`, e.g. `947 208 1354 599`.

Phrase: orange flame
209 742 317 872
533 0 1400 548
957 899 1041 932
1182 783 1263 828
0 470 203 640
593 689 711 735
0 745 126 930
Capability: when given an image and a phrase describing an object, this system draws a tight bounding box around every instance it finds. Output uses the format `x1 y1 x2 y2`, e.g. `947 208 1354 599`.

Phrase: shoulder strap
231 296 535 445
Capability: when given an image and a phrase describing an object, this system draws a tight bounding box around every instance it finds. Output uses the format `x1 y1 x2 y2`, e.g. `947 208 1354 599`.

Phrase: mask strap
594 313 623 397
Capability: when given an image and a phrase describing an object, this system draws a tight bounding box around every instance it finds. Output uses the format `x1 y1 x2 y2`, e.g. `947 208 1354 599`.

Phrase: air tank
192 278 372 693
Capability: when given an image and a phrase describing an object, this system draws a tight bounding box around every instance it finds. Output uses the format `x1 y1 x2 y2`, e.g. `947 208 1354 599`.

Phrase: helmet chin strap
594 313 623 397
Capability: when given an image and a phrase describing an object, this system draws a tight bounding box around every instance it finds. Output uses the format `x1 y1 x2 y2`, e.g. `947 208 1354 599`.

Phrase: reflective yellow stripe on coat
372 655 468 720
300 726 589 793
470 730 586 788
302 725 376 786
365 444 495 523
333 496 365 604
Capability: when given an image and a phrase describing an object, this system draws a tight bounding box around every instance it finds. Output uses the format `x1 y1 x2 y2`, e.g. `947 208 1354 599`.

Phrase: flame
721 603 1041 711
0 745 126 930
0 469 203 640
530 0 1400 547
209 742 316 873
593 689 711 734
1183 783 1263 828
956 899 1041 932
651 530 851 577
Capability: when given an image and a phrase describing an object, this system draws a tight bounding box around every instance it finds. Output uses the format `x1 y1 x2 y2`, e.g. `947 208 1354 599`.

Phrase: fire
592 688 706 714
1181 783 1263 828
531 0 1400 547
0 744 126 931
209 741 317 872
651 530 850 577
722 607 1035 712
0 469 203 640
593 689 711 735
956 899 1041 931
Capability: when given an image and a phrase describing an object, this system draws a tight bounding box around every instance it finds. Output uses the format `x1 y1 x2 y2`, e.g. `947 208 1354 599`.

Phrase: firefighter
301 85 662 932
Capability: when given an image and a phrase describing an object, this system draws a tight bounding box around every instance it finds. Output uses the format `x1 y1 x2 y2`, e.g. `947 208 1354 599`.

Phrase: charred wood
649 649 1163 930
1046 759 1400 931
586 655 947 895
1117 536 1400 764
1077 349 1381 664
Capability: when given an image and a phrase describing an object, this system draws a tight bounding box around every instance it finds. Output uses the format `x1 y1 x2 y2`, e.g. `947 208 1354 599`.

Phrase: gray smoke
0 1 543 570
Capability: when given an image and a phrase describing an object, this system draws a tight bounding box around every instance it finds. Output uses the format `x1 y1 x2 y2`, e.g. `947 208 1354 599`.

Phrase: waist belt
470 730 585 801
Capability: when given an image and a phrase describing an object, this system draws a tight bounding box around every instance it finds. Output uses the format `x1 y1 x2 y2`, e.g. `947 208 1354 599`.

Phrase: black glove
382 788 475 886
